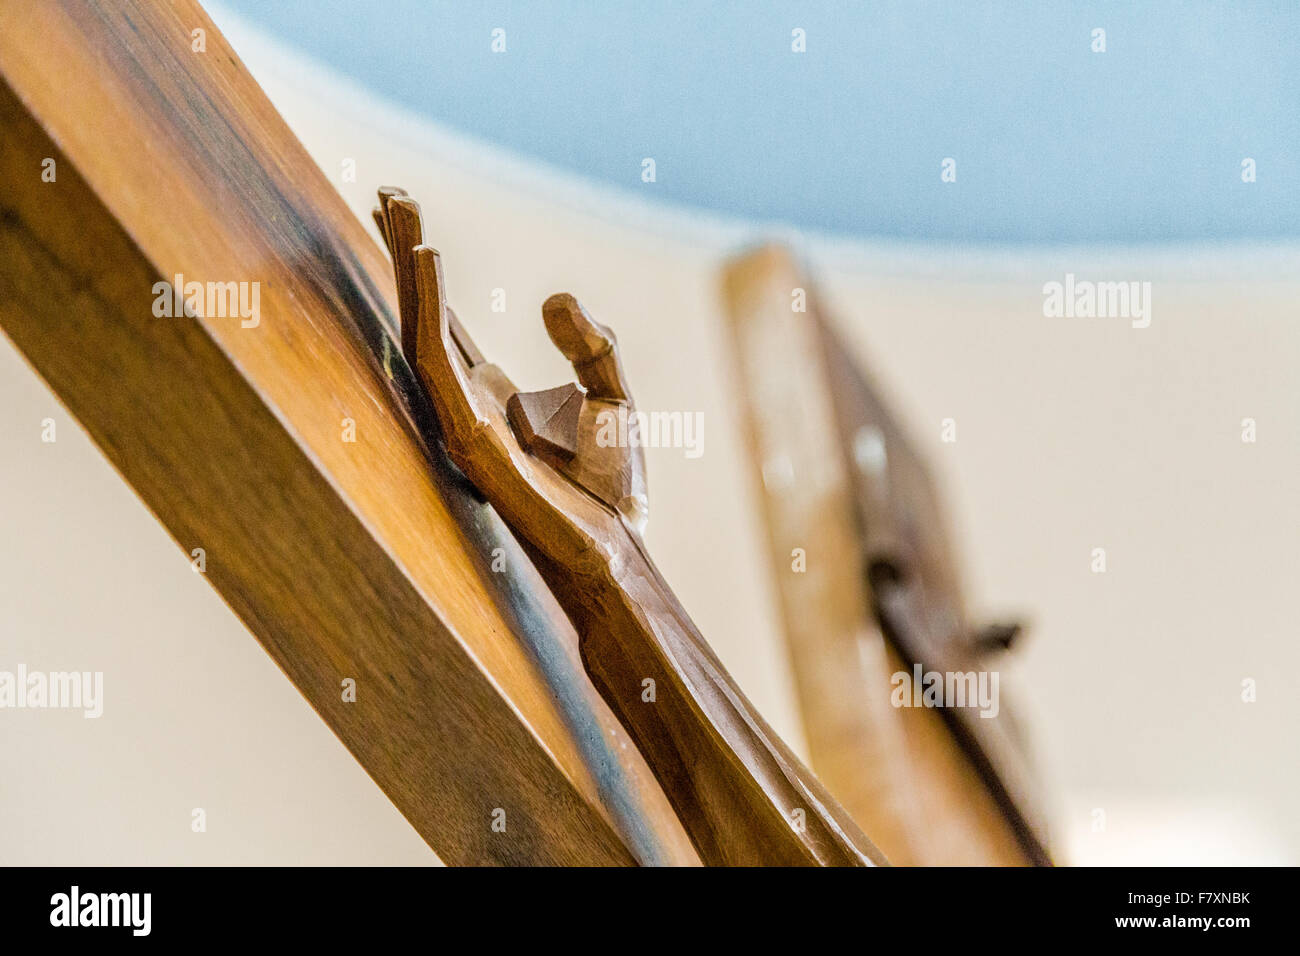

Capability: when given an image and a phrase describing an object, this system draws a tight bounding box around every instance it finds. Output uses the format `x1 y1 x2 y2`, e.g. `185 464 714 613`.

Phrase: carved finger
372 185 408 256
542 293 631 403
413 245 484 447
383 194 424 361
376 189 486 370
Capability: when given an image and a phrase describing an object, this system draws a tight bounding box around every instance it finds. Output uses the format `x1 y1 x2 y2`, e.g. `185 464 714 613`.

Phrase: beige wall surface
2 11 1295 865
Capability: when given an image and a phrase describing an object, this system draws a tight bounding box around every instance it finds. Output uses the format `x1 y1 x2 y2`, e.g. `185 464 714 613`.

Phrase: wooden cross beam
0 0 696 866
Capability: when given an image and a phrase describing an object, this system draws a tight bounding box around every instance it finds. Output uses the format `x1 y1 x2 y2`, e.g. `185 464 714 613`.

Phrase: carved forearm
528 528 885 866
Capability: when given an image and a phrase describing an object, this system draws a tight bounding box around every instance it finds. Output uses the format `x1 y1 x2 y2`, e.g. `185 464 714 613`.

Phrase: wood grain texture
0 0 697 866
722 246 1051 865
376 192 885 866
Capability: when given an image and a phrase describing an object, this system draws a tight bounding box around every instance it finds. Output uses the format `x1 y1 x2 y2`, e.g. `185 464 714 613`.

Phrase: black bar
0 866 1276 943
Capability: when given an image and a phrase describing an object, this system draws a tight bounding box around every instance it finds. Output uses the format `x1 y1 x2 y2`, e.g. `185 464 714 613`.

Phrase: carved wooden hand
375 189 884 866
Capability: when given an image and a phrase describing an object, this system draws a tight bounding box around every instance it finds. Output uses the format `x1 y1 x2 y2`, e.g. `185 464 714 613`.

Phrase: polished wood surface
723 246 1051 865
377 192 885 866
0 0 697 866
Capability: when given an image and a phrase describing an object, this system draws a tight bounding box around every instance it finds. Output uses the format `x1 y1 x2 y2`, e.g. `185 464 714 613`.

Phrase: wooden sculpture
0 0 697 866
2 0 1049 866
723 247 1051 865
373 190 885 867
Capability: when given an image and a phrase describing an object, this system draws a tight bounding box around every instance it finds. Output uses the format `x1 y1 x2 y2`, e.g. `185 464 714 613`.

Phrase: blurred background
2 1 1297 864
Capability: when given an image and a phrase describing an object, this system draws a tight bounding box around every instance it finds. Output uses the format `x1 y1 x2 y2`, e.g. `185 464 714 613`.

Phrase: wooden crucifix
0 0 694 866
1 0 1049 865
